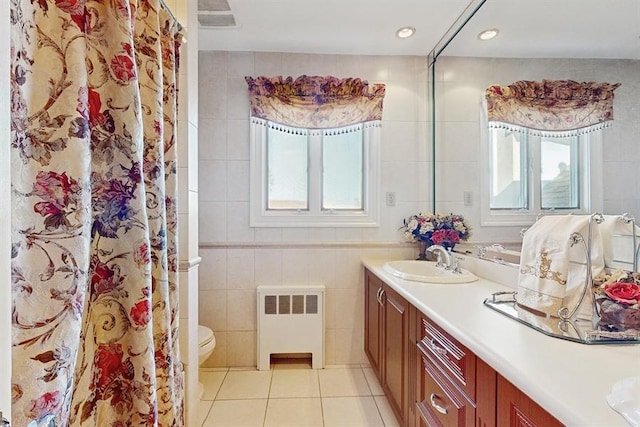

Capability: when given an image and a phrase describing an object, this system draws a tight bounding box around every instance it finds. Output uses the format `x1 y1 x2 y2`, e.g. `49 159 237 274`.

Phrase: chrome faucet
426 245 452 270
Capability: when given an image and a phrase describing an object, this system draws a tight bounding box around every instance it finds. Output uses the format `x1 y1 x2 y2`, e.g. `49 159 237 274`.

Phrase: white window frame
480 122 603 227
249 118 380 227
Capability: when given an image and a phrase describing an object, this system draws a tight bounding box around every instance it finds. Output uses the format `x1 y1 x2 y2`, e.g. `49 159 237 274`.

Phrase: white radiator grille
257 285 325 370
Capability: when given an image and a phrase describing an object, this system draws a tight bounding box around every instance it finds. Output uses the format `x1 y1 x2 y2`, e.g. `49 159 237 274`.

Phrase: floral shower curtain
11 0 184 425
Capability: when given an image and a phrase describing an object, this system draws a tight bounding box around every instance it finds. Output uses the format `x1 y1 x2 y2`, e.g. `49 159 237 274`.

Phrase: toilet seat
198 325 214 347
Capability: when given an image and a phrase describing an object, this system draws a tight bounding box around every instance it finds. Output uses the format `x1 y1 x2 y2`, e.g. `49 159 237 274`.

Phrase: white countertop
363 258 640 427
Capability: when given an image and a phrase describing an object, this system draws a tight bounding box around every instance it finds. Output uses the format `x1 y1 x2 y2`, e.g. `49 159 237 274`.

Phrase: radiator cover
257 284 325 370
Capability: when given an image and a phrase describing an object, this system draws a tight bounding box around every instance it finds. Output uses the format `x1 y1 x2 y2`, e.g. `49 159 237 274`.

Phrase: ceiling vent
198 0 238 28
198 0 231 12
198 13 236 28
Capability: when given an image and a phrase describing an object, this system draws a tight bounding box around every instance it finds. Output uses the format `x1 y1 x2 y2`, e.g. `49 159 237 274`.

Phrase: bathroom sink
382 260 478 284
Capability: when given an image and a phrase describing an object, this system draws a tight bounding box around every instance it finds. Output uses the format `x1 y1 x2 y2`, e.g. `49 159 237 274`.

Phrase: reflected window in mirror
480 80 618 226
487 128 592 222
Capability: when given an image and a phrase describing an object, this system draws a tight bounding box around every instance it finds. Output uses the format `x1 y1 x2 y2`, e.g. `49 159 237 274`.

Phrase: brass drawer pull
430 393 448 415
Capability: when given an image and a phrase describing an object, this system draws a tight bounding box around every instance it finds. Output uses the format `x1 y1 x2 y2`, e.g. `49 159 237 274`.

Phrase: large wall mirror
431 0 640 253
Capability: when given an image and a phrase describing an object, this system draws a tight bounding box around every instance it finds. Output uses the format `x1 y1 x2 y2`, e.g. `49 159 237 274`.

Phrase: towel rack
557 212 603 321
484 212 640 344
619 213 638 272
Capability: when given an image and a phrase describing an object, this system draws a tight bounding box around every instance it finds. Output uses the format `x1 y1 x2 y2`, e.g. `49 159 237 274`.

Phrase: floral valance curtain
245 75 386 128
11 0 184 425
485 80 621 135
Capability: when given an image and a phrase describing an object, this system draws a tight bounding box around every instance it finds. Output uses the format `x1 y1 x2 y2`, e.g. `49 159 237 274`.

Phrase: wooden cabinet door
497 375 563 427
364 269 383 377
383 284 409 426
476 359 497 427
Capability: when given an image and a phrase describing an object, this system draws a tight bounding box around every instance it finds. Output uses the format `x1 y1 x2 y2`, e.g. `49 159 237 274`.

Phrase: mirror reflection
432 0 640 256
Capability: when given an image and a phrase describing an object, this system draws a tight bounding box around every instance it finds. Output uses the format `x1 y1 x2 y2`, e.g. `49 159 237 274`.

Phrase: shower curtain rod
158 0 185 34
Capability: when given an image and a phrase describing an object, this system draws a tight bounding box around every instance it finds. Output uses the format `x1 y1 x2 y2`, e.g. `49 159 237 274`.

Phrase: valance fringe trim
252 117 381 135
488 120 613 138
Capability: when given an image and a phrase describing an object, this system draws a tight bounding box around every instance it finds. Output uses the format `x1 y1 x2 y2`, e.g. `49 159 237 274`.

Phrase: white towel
516 214 604 318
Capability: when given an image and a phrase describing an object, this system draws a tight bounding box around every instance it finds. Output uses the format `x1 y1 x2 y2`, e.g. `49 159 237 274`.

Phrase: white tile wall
198 51 428 366
435 56 640 243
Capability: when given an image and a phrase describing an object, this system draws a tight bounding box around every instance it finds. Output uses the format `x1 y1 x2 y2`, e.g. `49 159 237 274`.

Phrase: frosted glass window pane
267 125 308 210
541 136 579 209
489 129 527 209
322 127 363 210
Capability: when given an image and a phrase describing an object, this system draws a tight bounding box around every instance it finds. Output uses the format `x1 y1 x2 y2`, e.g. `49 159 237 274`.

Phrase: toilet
198 325 216 366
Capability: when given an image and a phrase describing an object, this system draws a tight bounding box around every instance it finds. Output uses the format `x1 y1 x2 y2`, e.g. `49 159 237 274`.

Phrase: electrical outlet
464 191 473 206
386 191 396 206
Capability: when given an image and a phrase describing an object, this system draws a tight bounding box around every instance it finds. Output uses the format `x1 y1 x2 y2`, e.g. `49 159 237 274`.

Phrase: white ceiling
198 0 640 59
198 0 472 56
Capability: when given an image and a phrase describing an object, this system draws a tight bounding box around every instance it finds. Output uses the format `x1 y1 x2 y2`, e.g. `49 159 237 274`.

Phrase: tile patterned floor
196 362 400 427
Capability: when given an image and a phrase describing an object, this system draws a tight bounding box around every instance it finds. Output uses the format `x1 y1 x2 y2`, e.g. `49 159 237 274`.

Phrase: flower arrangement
593 270 640 331
401 212 471 247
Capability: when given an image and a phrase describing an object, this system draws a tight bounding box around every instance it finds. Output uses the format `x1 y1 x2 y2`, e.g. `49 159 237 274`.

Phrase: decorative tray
483 291 640 345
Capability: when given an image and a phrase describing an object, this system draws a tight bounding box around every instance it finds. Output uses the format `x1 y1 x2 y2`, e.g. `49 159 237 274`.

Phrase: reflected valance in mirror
485 80 621 135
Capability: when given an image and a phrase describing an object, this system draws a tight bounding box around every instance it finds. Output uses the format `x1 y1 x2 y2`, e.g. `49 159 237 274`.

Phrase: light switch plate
386 192 396 206
464 191 473 206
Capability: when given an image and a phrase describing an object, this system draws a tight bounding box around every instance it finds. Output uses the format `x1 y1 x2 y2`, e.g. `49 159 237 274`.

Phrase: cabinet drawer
418 313 476 401
416 342 475 427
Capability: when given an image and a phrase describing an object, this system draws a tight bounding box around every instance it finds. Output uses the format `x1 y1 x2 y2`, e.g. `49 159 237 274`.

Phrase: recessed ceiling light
478 28 499 41
396 26 416 39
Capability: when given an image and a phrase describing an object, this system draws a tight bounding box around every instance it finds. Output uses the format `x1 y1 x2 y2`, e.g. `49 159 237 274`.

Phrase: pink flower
133 241 151 267
29 391 62 420
430 229 461 244
111 54 136 82
604 282 640 305
130 299 152 327
34 202 63 216
87 87 106 126
32 171 80 207
92 343 131 394
55 0 85 29
90 255 119 297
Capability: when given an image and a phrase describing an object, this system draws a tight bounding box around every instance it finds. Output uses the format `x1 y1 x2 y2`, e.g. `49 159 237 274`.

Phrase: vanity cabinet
364 267 564 427
364 269 412 426
496 374 563 427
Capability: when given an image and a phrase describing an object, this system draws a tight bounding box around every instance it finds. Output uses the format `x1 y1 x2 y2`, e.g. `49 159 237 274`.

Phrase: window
481 127 602 226
250 119 380 227
266 124 308 210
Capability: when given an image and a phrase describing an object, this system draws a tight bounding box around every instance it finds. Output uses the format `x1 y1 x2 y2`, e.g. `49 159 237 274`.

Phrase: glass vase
417 241 428 260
